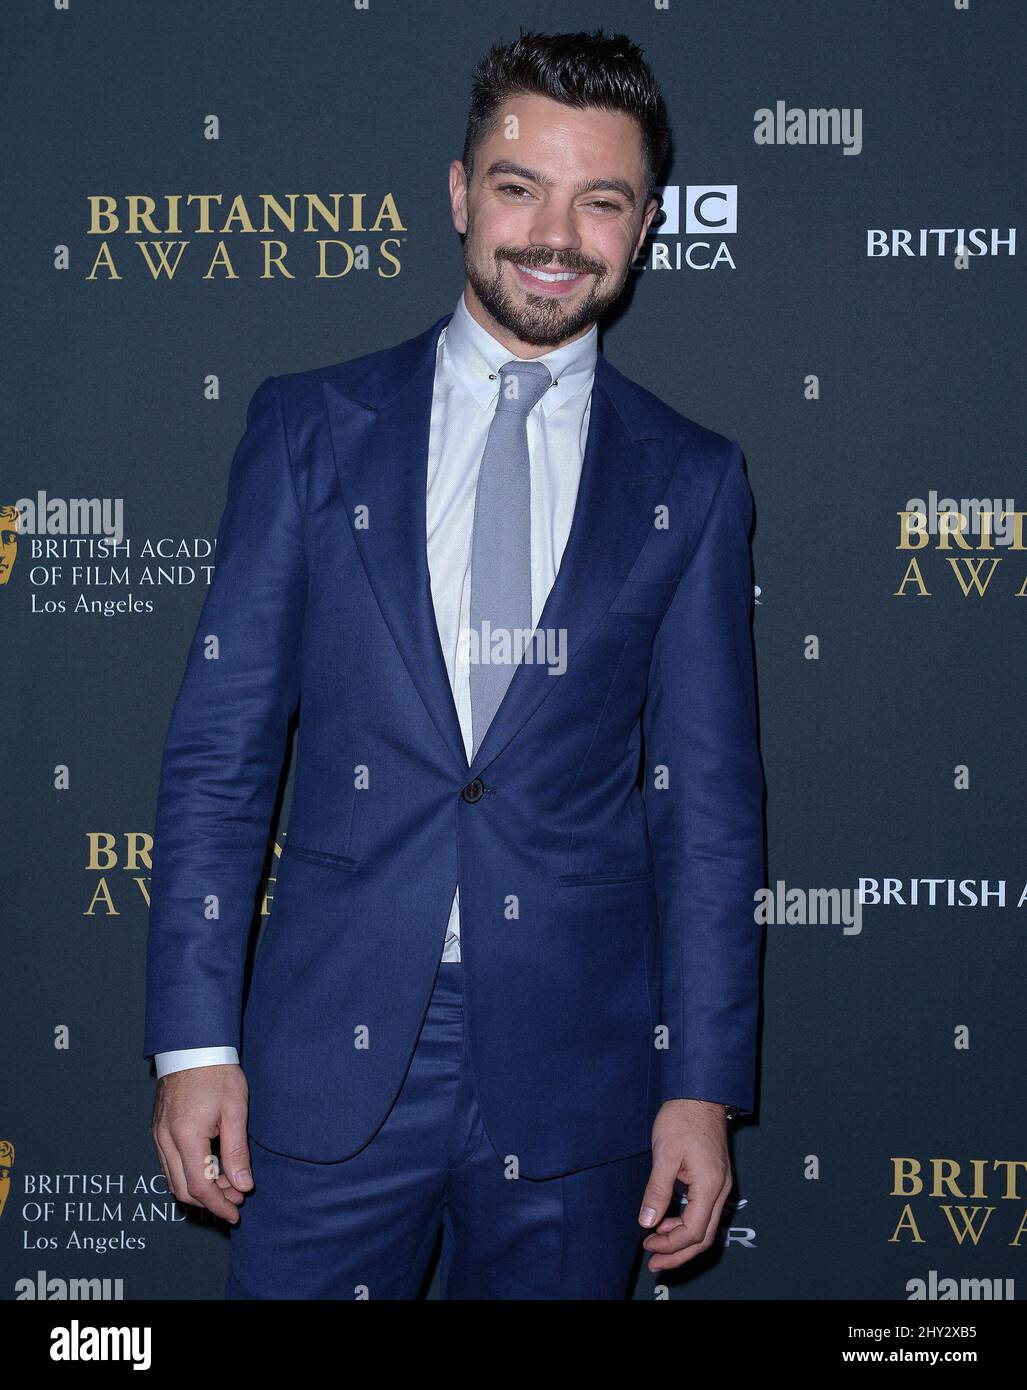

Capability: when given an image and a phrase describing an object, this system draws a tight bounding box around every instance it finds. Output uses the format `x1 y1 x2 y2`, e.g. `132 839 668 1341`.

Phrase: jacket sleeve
143 376 307 1059
641 439 765 1114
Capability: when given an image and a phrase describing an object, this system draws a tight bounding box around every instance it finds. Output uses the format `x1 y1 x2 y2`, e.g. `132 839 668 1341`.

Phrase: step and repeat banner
3 1 1023 1303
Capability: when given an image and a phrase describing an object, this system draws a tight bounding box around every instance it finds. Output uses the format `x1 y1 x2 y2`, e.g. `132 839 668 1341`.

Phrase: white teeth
516 265 581 283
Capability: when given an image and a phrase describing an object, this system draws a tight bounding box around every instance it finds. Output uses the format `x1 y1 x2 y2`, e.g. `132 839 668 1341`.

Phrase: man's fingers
175 1130 244 1224
646 1174 732 1271
154 1131 197 1209
151 1134 172 1192
638 1143 682 1229
644 1171 724 1251
645 1172 718 1250
218 1110 254 1193
215 1173 245 1204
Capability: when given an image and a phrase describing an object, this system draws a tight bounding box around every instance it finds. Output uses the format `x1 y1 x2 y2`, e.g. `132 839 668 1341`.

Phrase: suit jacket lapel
323 314 469 777
322 315 677 784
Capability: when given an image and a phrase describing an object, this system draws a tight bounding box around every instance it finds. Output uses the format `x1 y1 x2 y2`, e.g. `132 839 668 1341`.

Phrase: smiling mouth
514 263 587 284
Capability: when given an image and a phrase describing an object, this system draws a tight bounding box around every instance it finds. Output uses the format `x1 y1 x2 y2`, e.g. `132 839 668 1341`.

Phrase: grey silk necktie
468 358 553 759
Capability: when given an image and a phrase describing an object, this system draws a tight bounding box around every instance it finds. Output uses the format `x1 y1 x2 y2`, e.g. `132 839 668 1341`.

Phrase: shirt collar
441 288 597 416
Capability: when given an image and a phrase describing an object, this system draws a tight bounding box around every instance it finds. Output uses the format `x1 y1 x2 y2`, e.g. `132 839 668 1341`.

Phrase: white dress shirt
154 291 597 1077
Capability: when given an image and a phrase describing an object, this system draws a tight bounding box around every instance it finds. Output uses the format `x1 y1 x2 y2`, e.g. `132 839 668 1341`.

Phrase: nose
525 199 583 258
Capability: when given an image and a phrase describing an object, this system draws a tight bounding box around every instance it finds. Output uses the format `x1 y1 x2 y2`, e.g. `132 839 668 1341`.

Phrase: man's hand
638 1099 732 1273
151 1065 252 1225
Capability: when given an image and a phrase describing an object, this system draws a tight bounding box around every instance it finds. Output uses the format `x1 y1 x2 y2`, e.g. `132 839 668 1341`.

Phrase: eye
496 184 623 213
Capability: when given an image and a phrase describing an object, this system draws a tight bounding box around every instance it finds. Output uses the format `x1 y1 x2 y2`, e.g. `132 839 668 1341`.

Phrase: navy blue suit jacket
143 311 765 1178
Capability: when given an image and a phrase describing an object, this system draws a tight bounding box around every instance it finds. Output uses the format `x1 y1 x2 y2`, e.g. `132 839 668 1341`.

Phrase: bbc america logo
655 186 737 237
644 186 738 272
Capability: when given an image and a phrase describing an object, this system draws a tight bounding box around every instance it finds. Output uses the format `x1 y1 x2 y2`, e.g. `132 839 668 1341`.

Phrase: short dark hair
462 29 671 209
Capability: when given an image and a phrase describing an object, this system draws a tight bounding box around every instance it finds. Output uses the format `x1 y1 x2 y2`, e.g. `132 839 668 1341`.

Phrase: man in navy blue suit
146 28 765 1300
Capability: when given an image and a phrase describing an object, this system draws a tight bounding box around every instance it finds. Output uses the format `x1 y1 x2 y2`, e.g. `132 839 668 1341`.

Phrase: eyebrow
483 159 638 211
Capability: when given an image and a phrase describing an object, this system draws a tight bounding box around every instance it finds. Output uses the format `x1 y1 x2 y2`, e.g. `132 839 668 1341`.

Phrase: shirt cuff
154 1047 240 1078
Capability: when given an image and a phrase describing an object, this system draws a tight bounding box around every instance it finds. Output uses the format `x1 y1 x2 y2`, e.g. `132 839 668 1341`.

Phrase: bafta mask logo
0 1140 14 1219
0 505 20 585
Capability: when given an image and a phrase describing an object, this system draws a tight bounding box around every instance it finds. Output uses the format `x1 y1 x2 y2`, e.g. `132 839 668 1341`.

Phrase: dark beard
463 241 623 349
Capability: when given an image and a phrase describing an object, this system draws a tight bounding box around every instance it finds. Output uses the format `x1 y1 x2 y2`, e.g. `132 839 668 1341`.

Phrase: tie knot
495 359 553 416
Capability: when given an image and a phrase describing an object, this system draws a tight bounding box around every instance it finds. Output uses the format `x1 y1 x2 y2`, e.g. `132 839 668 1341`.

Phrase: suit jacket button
461 778 484 803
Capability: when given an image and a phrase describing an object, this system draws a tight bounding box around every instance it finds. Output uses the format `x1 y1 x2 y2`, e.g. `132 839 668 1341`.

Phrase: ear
634 195 662 259
449 159 470 235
